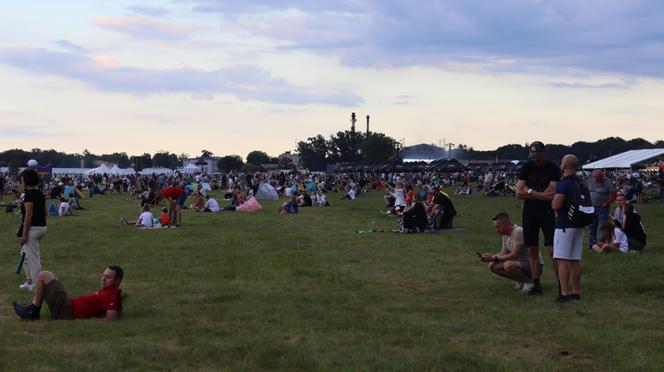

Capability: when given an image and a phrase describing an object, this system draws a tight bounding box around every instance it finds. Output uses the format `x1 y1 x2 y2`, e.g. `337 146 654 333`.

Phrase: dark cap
529 141 546 153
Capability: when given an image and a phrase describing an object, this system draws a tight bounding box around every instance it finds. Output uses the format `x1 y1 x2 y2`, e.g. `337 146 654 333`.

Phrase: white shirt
59 202 70 216
138 211 154 226
347 189 356 200
612 228 629 253
318 194 327 206
393 188 405 206
205 198 220 212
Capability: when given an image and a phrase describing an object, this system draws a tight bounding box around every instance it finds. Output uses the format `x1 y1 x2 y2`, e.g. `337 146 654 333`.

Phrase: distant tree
277 155 295 169
241 163 263 172
328 130 364 163
140 153 153 168
201 150 214 158
361 133 396 162
296 135 328 171
153 151 180 168
246 150 271 165
217 155 244 172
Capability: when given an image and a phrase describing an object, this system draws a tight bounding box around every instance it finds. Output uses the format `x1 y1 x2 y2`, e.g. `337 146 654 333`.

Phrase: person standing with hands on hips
515 141 562 296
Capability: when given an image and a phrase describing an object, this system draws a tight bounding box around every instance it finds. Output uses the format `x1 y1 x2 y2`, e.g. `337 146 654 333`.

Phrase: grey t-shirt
587 177 614 207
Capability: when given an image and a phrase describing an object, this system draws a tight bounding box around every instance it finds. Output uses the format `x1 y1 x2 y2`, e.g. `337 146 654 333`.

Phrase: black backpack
566 176 595 228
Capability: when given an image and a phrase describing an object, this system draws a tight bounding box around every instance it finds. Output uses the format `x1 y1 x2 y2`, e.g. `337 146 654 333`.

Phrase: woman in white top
592 221 629 253
384 181 406 212
123 205 154 227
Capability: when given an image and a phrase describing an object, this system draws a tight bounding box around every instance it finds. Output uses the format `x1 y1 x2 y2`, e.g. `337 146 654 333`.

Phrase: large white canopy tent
138 167 173 175
182 163 199 174
582 149 664 170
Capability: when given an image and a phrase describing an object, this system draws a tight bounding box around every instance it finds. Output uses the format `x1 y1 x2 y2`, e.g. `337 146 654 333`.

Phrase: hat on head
529 141 546 153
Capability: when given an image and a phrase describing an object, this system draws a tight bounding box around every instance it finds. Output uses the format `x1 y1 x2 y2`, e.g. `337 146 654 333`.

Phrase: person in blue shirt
551 154 583 303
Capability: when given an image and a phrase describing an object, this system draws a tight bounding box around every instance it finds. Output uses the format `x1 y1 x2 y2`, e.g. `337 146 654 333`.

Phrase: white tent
85 163 112 175
139 167 173 175
110 165 122 174
582 149 664 170
255 183 279 200
182 163 199 174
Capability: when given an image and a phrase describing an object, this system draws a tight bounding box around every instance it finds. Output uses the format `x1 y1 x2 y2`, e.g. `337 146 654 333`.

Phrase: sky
1 0 663 159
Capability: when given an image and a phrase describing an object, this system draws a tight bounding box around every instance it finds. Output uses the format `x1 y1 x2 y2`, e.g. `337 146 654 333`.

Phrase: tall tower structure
351 112 356 133
366 115 370 136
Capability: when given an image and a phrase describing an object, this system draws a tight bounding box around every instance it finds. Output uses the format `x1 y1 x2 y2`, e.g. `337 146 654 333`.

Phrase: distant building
182 157 220 173
400 144 447 163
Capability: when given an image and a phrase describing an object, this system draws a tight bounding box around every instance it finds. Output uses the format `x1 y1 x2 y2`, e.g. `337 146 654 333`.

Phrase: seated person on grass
592 221 632 253
13 266 123 320
202 195 221 213
122 204 154 227
279 195 299 214
160 207 171 226
479 212 543 292
622 203 646 251
58 197 73 216
399 193 428 233
427 187 457 229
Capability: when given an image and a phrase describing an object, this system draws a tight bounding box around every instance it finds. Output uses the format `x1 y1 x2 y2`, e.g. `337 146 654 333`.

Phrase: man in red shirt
160 185 187 226
13 266 123 320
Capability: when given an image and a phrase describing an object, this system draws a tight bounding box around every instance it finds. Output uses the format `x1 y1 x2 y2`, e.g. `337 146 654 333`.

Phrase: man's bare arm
105 310 118 320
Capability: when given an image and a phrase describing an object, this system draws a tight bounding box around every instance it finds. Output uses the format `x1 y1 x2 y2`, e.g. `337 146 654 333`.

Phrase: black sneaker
570 293 581 301
526 283 543 296
555 295 570 304
12 301 40 320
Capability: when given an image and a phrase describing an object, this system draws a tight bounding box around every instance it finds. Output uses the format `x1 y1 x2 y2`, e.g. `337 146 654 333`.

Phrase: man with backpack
551 154 593 303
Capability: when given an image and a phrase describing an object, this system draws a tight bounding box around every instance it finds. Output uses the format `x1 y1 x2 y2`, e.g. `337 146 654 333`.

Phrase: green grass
1 189 663 371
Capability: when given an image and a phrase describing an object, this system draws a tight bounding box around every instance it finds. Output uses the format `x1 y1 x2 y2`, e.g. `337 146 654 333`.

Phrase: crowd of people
3 148 662 320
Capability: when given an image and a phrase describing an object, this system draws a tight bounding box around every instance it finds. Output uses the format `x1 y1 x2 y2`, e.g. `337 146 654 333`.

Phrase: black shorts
522 207 555 247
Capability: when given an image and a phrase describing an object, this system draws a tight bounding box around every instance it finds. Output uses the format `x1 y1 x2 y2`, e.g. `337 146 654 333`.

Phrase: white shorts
553 228 584 260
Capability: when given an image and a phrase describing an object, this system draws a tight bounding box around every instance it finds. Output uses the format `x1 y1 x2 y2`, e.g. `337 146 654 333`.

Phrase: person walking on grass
17 169 47 292
516 141 561 296
13 266 123 320
160 184 186 226
551 155 584 303
587 169 616 249
480 212 543 292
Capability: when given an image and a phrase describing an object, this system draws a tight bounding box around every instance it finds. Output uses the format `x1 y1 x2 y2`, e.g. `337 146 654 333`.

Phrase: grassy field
1 188 663 371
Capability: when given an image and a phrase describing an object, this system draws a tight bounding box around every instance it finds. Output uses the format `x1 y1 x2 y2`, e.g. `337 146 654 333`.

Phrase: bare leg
32 271 57 307
546 246 559 280
176 205 182 225
528 246 541 279
557 259 569 295
570 261 581 294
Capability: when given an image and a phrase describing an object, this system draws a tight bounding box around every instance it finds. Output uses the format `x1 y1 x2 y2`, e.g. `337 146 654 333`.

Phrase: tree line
1 136 662 172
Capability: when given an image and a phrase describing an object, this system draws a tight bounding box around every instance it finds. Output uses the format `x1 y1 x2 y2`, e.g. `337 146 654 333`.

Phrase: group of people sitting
383 181 457 233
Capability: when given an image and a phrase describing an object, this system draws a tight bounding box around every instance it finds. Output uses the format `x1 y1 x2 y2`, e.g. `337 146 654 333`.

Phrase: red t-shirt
71 288 122 318
160 213 171 226
161 186 185 200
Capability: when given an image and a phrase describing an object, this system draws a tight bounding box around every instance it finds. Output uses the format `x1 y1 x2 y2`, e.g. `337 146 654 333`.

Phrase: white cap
27 159 38 167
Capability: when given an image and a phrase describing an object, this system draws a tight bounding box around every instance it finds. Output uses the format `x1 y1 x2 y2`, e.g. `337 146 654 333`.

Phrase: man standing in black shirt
516 141 561 295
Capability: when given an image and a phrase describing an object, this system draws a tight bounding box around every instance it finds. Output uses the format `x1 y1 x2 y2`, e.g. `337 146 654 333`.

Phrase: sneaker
521 282 535 292
526 283 543 296
19 282 35 291
12 301 40 320
570 293 582 301
555 294 570 303
514 282 524 291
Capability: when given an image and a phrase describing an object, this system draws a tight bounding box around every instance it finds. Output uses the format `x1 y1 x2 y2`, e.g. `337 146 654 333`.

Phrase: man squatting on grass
480 213 543 292
551 155 583 303
13 266 123 320
515 141 561 296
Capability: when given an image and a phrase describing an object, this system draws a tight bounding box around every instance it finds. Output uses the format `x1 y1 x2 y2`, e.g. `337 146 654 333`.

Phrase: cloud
543 81 634 90
189 0 664 78
92 15 193 40
0 48 362 106
53 40 87 53
0 123 65 137
125 6 170 17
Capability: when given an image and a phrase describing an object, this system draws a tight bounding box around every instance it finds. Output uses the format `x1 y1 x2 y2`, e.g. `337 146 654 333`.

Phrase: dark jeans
589 206 609 247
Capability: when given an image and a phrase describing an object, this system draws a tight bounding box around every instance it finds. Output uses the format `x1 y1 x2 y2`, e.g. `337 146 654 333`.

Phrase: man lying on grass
12 266 123 321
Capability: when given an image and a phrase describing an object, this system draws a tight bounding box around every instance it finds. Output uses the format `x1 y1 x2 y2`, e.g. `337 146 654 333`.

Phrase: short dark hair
21 169 40 187
107 266 124 281
492 212 510 222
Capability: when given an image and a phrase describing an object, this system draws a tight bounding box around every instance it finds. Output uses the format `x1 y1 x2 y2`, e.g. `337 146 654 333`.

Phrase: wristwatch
527 188 533 195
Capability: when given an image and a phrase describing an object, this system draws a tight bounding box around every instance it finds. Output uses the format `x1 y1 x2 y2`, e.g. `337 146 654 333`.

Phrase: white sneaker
521 282 535 292
19 282 35 291
514 282 524 291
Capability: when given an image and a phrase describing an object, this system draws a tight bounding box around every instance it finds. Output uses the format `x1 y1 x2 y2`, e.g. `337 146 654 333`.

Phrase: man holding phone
479 212 543 292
